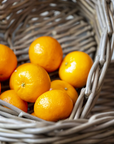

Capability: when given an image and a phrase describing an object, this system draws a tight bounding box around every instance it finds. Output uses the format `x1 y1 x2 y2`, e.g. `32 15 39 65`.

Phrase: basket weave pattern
0 0 114 143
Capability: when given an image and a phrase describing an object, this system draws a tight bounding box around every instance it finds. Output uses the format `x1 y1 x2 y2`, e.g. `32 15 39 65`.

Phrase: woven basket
0 0 114 143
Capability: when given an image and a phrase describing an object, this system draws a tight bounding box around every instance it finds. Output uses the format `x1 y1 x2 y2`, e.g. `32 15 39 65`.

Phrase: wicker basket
0 0 114 143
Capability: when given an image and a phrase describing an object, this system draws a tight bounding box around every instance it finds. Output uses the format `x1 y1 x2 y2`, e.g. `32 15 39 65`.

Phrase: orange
0 90 28 112
31 112 37 117
9 70 16 90
29 36 63 72
59 51 93 88
10 63 51 102
50 80 78 104
0 44 17 81
34 90 73 122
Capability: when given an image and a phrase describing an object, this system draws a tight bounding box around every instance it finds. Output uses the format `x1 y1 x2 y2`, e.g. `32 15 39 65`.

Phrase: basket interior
0 0 97 59
0 0 114 121
1 0 97 92
0 0 114 143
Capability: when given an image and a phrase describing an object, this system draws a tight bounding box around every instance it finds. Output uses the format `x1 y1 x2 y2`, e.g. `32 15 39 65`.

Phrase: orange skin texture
34 90 73 122
31 112 37 117
10 63 51 102
59 51 93 88
50 80 78 104
0 90 28 112
29 36 63 72
0 44 17 81
9 70 16 90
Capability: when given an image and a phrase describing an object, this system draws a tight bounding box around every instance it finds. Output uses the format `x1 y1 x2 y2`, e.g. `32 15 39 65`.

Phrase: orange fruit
0 44 17 81
29 36 63 72
50 80 78 104
59 51 93 88
34 90 73 122
10 63 51 102
31 112 37 117
9 70 16 90
0 90 28 112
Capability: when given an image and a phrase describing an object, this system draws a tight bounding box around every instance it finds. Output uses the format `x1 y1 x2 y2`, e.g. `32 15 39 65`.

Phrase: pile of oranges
0 36 93 122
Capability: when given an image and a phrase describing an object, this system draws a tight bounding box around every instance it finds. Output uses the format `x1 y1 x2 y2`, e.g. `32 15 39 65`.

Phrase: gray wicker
0 0 114 143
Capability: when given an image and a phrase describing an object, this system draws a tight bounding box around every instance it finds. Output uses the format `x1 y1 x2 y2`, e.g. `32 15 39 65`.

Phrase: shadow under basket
0 0 114 143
